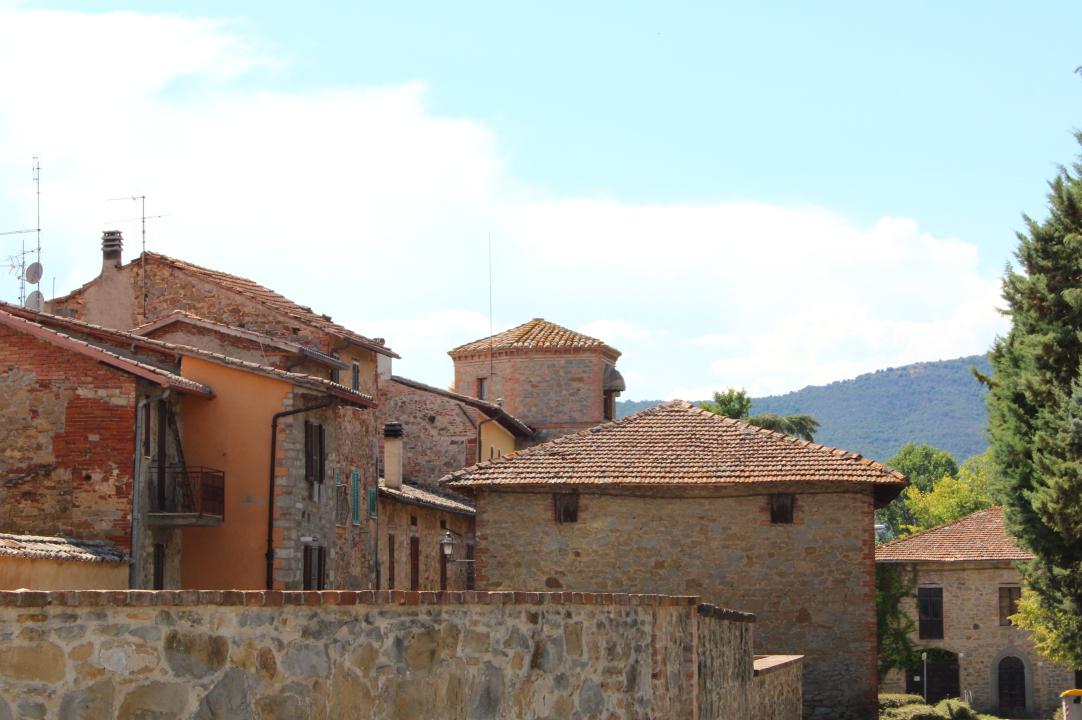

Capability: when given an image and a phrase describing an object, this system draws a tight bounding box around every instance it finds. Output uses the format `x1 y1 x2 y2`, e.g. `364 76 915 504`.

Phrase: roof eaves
390 375 533 437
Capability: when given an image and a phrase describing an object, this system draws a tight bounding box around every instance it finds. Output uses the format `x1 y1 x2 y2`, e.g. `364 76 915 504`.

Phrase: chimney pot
101 230 123 271
383 422 404 489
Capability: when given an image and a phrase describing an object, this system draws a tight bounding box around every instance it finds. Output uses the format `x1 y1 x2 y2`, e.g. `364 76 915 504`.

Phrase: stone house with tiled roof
450 318 625 444
877 507 1079 717
443 400 906 720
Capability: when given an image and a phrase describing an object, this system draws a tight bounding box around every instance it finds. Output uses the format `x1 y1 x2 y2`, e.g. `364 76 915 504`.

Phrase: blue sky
2 2 1081 398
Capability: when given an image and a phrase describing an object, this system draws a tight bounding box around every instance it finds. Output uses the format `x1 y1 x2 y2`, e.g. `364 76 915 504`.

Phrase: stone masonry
0 589 798 720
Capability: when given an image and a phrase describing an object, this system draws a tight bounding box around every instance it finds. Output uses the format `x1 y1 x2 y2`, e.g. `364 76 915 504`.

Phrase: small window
477 377 489 400
769 494 795 524
367 486 378 518
387 534 396 589
303 545 326 590
304 421 325 501
918 587 944 639
410 535 420 591
350 469 361 525
1075 669 1082 689
553 493 579 523
999 586 1022 626
351 362 361 391
152 543 166 590
330 354 341 384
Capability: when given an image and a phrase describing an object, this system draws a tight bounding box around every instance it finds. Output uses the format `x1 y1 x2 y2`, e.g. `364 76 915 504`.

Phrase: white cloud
0 8 1010 400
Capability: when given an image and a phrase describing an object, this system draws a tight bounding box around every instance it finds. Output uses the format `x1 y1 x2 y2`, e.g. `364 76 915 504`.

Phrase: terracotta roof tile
442 400 906 491
875 507 1033 563
140 252 398 358
379 479 475 515
449 318 620 359
0 533 127 563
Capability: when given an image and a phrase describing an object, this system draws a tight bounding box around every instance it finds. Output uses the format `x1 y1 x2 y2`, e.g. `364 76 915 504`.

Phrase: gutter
265 399 335 590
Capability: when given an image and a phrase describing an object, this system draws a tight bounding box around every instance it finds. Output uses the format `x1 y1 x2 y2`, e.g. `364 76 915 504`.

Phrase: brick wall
453 352 607 441
472 484 878 720
880 561 1075 716
0 325 137 553
0 589 778 720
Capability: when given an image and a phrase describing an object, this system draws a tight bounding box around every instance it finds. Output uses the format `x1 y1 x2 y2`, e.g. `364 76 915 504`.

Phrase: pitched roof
379 479 475 516
54 251 398 358
132 310 347 369
0 308 213 397
442 401 906 502
0 533 127 563
2 304 374 407
875 507 1034 563
390 375 533 437
448 318 620 360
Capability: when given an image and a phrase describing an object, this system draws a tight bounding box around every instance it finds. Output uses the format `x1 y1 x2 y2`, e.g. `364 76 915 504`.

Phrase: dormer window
477 377 489 400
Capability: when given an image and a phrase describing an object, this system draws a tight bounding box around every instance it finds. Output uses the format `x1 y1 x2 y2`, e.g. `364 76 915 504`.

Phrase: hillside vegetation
617 355 992 462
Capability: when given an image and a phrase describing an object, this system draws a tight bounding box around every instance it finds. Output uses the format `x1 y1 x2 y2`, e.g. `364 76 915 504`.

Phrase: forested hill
616 354 992 463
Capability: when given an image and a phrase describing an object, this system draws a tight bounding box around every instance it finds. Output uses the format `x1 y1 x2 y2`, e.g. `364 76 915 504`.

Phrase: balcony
147 465 225 527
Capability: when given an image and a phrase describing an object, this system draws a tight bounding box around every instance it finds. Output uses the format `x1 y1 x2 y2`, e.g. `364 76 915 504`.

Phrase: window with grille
918 587 944 639
769 494 795 524
553 493 579 523
303 545 326 590
999 586 1022 626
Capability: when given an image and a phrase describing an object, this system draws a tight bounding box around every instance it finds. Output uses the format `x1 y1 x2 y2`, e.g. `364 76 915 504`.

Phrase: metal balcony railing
149 465 225 518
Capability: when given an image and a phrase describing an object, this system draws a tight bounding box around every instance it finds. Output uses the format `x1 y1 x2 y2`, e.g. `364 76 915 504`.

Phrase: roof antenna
1 156 43 307
107 195 166 320
488 232 494 391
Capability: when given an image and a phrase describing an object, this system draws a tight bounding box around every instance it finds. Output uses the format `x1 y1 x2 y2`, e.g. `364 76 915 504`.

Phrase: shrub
881 703 946 720
935 699 979 720
880 694 927 710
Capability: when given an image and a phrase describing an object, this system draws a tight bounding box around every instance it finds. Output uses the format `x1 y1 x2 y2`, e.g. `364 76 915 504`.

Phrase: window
304 421 325 500
330 353 341 384
410 535 420 591
769 494 795 524
1075 669 1082 689
351 362 361 391
999 586 1022 626
387 534 396 589
466 537 476 591
918 587 944 639
553 493 579 523
334 470 348 527
603 390 615 421
152 543 166 590
350 469 361 525
439 544 448 591
142 401 152 456
476 377 489 400
303 545 326 590
367 486 378 518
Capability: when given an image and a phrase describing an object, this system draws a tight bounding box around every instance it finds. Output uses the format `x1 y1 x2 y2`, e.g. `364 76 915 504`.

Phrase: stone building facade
449 318 625 444
877 507 1078 717
445 401 906 720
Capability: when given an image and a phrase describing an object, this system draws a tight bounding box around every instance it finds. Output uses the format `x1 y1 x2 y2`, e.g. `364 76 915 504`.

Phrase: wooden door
998 656 1026 716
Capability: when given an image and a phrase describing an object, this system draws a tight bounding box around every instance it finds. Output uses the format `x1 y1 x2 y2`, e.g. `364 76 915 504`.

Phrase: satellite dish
25 262 43 284
24 290 43 311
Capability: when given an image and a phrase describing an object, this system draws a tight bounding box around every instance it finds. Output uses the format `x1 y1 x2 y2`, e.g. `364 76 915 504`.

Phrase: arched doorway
998 656 1026 716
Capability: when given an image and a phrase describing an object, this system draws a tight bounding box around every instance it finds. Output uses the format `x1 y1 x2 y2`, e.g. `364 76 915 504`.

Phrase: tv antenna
1 157 43 307
107 194 166 318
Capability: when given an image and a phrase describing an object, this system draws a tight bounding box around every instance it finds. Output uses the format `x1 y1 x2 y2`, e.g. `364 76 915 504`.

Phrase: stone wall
0 589 777 720
453 352 607 441
754 656 804 720
880 561 1075 716
0 324 137 553
380 380 479 486
377 498 473 591
471 484 878 720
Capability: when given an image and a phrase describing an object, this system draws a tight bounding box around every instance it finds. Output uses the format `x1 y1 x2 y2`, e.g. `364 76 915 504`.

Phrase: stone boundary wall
753 655 805 720
0 590 795 720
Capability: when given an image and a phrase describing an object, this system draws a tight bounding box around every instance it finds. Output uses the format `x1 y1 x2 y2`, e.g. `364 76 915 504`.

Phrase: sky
1 2 1080 399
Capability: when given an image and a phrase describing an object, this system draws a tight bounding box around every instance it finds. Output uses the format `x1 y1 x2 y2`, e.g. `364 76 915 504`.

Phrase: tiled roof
448 318 620 359
390 375 533 437
875 507 1034 563
0 533 127 563
0 308 213 397
2 304 374 406
379 479 475 516
127 252 397 358
442 401 906 497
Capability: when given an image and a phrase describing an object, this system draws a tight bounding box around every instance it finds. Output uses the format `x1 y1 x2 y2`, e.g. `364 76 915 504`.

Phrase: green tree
903 451 995 533
700 388 820 441
985 138 1082 667
876 564 919 681
876 443 959 539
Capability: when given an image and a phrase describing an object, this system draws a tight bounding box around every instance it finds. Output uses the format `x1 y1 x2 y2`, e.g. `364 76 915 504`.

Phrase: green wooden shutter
351 469 361 525
367 486 378 518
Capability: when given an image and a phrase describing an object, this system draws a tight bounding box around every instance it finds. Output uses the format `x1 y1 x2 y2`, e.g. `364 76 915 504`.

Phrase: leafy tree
984 138 1082 667
876 564 919 681
700 388 820 441
903 451 995 533
876 443 959 539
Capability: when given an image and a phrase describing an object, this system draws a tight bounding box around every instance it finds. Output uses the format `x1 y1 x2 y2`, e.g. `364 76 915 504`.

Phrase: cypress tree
987 135 1082 665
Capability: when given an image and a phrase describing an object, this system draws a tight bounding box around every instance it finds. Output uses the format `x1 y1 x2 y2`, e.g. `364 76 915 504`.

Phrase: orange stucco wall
179 356 291 589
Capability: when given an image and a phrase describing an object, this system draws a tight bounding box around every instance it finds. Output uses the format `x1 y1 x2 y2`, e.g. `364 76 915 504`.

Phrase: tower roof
448 318 620 360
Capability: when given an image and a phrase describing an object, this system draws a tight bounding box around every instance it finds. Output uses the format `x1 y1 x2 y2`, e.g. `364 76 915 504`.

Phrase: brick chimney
101 230 123 273
383 422 403 489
